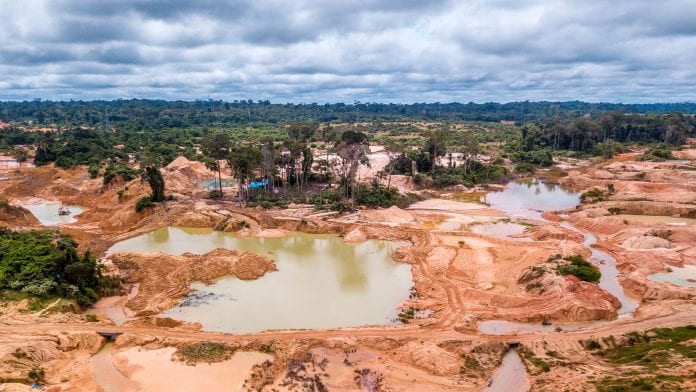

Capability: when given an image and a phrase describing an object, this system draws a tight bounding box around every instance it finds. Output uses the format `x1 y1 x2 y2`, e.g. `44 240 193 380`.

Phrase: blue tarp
248 179 268 189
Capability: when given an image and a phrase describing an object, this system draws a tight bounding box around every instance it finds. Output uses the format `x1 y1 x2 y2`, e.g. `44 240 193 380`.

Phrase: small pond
649 265 696 288
22 202 84 226
483 349 530 392
199 178 236 190
484 179 580 220
108 227 413 333
478 320 600 335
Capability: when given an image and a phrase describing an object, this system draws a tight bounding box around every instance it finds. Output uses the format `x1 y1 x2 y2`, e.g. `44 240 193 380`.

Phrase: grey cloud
0 0 694 102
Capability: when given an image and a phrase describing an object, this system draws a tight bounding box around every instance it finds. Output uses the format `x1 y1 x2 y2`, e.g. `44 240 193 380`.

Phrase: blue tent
248 179 268 190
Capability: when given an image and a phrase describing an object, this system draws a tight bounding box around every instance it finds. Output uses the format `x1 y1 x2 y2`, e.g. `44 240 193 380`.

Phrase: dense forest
1 100 695 128
1 100 695 212
0 229 117 306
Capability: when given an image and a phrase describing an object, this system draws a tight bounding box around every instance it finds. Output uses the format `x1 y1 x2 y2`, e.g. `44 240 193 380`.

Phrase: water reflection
108 228 412 333
485 179 580 219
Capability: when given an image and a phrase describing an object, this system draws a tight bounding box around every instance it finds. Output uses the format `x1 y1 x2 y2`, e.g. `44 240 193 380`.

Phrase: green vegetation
580 187 607 202
0 228 116 306
177 342 236 363
639 147 676 161
555 255 601 282
590 326 696 391
103 163 138 185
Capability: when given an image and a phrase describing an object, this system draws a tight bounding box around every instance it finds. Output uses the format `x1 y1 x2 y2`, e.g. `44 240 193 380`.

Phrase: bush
103 163 138 185
135 196 154 212
208 190 222 199
556 255 601 282
54 156 75 168
515 162 536 173
88 164 100 179
580 188 605 202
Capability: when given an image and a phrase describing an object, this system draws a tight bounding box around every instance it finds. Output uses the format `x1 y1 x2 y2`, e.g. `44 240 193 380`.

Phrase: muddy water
22 202 84 226
478 320 601 335
470 222 531 241
486 179 638 316
109 228 412 333
483 349 530 392
199 178 236 189
484 178 580 220
649 265 696 288
90 343 139 392
614 214 696 226
560 222 638 316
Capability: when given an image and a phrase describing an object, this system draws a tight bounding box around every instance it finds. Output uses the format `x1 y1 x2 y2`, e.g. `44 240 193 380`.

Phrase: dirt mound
527 225 584 242
360 206 415 225
112 248 277 315
0 203 40 227
621 235 672 250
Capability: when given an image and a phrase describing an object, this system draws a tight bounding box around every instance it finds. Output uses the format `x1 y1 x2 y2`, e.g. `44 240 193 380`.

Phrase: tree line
1 99 695 129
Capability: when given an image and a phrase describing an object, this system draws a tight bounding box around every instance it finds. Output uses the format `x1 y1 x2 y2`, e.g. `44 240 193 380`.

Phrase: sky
0 0 695 103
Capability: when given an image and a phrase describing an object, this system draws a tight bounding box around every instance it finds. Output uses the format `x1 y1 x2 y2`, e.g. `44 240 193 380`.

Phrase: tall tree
227 145 262 202
337 130 370 211
140 155 165 202
11 147 28 168
201 132 231 197
384 141 404 188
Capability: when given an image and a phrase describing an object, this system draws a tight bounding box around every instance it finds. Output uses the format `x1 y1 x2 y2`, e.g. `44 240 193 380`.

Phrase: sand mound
112 249 277 315
0 203 40 227
527 225 584 242
621 235 672 250
361 206 415 225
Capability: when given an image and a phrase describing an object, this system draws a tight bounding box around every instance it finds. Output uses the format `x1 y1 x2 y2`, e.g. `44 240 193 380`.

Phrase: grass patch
177 342 236 364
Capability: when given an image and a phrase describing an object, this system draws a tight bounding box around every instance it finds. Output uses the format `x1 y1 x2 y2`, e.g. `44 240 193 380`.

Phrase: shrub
208 190 222 199
515 162 536 173
54 156 75 168
88 164 100 179
556 255 601 282
103 163 138 185
580 188 605 202
135 196 154 212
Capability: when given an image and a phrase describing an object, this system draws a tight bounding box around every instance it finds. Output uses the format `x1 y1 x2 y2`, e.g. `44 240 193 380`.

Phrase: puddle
649 265 696 288
478 320 599 335
470 222 531 241
110 347 270 392
109 228 412 333
614 214 696 226
21 201 84 226
484 178 580 219
199 178 236 190
560 222 638 315
483 349 530 392
90 342 139 392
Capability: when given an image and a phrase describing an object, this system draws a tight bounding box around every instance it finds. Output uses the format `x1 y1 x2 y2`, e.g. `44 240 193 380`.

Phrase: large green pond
108 227 412 333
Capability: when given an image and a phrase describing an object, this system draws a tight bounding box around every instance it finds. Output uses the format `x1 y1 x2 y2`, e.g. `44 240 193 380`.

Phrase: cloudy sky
0 0 694 103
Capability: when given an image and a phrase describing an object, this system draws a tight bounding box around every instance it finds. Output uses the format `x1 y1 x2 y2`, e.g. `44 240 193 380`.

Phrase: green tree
11 147 28 167
201 132 231 198
227 145 262 201
337 131 370 211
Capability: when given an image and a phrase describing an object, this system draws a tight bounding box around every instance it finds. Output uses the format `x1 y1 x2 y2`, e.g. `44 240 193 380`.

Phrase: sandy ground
0 152 695 391
112 347 271 392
